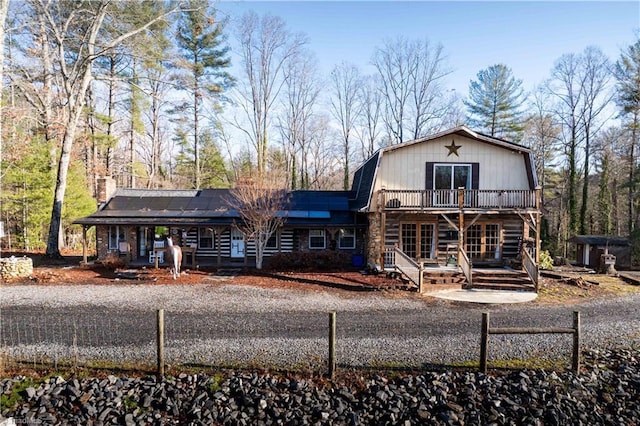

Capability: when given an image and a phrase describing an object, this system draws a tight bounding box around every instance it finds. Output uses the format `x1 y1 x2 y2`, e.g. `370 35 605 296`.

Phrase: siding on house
374 135 531 195
381 213 524 264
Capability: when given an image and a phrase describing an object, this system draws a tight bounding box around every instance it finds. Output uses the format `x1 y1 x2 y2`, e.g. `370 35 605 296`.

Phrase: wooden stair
421 269 466 286
470 269 536 292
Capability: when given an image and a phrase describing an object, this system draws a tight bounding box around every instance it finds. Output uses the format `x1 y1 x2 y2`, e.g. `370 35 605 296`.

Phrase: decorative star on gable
445 140 461 157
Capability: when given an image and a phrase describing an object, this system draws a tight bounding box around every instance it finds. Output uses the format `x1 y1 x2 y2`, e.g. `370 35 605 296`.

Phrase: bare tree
546 52 585 236
0 0 9 258
372 37 452 144
545 47 614 237
355 75 384 159
577 46 612 235
524 86 561 202
21 0 179 257
306 115 341 190
233 11 307 176
228 173 289 269
277 49 320 190
330 62 361 190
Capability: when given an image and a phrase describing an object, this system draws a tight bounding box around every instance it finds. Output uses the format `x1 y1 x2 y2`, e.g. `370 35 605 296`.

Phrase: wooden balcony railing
381 189 538 210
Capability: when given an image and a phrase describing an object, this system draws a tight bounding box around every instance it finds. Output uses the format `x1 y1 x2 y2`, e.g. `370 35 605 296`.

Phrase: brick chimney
96 176 117 205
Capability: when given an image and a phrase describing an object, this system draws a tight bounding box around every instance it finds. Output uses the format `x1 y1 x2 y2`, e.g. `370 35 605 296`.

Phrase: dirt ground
2 251 639 303
0 251 405 292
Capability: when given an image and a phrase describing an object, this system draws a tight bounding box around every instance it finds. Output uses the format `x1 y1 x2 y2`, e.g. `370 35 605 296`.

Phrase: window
309 229 326 249
199 227 214 249
427 162 478 207
266 233 278 249
434 164 471 190
108 226 125 250
338 229 356 249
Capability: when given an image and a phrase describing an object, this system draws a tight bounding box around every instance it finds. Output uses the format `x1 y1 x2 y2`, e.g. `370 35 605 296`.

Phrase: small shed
568 235 630 269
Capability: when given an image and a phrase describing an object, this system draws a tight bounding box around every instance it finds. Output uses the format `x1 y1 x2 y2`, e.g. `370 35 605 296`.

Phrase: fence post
418 262 424 293
328 311 336 379
157 309 165 378
572 311 581 373
479 312 489 373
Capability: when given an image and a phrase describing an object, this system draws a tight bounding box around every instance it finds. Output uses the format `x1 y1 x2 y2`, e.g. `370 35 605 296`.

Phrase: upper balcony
380 188 540 212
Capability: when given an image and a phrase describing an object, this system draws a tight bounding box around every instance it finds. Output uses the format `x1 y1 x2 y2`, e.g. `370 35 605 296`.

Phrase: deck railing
383 246 396 269
382 189 538 210
522 248 539 291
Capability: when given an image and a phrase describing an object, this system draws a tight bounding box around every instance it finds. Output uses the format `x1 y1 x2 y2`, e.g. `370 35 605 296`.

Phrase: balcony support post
535 186 542 291
457 187 465 271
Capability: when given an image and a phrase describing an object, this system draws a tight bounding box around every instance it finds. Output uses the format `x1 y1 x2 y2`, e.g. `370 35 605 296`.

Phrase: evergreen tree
3 137 54 250
614 38 640 233
174 0 233 189
464 64 526 141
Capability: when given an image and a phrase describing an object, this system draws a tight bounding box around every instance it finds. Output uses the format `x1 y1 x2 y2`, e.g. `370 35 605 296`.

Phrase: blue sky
217 1 639 95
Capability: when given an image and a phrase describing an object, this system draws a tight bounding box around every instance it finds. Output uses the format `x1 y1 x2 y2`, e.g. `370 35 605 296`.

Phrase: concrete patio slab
427 288 538 304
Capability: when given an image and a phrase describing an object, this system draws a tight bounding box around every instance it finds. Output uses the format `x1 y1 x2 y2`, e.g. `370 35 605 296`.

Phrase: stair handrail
522 248 539 291
459 248 473 288
394 246 421 286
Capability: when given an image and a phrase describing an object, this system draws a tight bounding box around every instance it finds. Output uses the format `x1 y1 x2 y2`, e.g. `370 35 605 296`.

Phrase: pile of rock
1 347 638 425
0 257 33 280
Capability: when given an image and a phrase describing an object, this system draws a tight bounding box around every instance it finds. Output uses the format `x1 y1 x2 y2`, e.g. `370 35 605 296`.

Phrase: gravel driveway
1 283 639 368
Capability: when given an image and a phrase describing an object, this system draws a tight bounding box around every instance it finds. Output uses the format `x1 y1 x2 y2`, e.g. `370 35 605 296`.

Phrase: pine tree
464 64 526 141
174 0 233 189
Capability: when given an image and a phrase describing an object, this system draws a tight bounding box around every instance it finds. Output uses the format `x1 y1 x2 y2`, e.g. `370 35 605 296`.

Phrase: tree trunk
0 0 9 258
630 111 638 234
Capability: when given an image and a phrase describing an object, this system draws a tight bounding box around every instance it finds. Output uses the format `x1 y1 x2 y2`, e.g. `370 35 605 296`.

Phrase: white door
230 229 245 258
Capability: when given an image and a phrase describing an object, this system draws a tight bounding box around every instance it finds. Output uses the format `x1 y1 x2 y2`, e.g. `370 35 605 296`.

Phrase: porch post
535 186 542 291
379 189 386 268
522 221 530 258
457 188 464 266
82 225 88 264
535 186 542 264
243 233 248 267
215 227 223 267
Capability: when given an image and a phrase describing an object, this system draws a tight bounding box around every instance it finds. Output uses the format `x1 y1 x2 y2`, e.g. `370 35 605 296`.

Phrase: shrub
539 250 554 270
266 250 352 272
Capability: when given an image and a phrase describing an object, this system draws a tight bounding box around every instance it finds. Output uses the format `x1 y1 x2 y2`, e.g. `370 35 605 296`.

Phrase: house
568 235 630 270
74 185 366 267
350 126 541 289
75 126 541 289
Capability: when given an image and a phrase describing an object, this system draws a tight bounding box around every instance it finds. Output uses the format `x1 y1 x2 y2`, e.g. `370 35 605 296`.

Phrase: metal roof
569 235 629 246
74 188 361 227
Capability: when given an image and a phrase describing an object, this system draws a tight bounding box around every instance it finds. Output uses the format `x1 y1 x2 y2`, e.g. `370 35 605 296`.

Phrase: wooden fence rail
480 311 581 374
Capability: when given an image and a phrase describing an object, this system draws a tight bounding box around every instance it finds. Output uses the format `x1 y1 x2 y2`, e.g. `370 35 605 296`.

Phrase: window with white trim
108 226 125 250
199 227 214 249
338 229 356 249
266 233 278 249
309 229 326 249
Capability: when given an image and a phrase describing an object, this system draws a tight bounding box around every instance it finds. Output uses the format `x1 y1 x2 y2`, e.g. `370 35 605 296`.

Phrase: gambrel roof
350 126 538 211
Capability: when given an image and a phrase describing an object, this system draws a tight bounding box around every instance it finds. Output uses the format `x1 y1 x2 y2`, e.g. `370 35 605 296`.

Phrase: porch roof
73 189 361 228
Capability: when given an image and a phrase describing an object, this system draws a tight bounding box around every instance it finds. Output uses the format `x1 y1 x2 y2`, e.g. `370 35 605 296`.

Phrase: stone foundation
0 257 33 280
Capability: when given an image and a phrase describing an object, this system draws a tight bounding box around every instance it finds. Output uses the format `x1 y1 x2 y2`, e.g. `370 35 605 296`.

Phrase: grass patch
0 377 36 411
